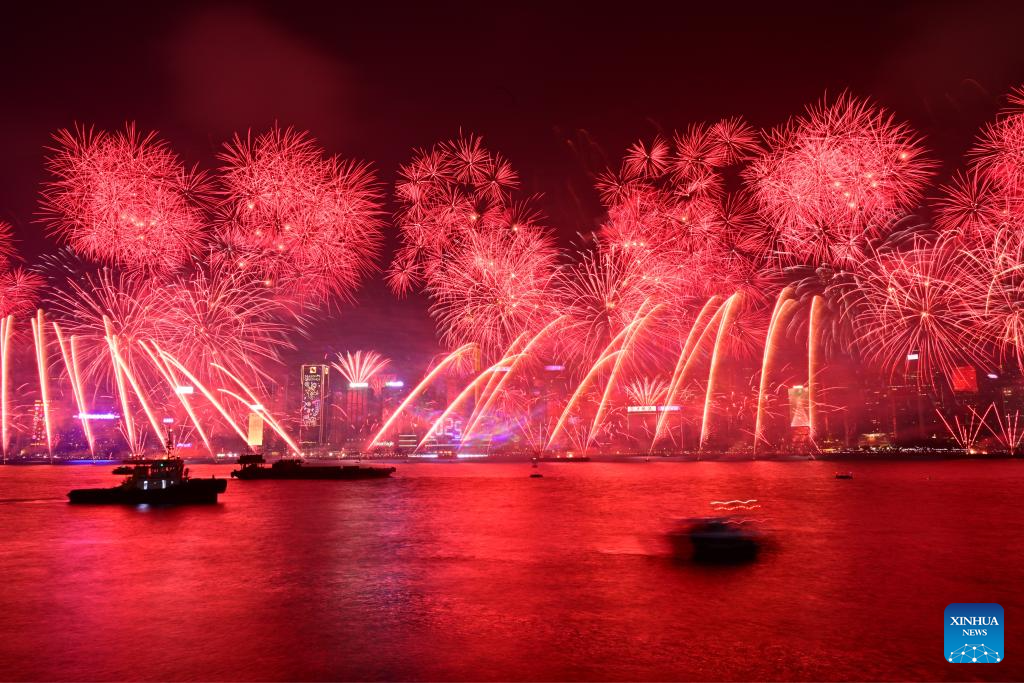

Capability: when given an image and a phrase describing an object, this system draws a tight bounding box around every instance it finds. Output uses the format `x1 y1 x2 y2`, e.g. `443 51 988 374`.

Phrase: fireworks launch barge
231 454 395 480
68 458 227 505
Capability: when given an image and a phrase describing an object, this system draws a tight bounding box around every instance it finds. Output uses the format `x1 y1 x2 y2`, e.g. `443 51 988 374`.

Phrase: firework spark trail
138 340 213 456
0 316 11 460
366 343 477 450
754 289 797 451
700 293 741 450
807 294 824 445
154 344 249 443
106 334 167 452
652 296 722 448
415 355 525 452
103 316 137 450
545 350 623 451
460 332 530 442
990 406 1024 455
587 302 663 449
30 310 54 459
625 378 668 406
53 323 94 456
332 350 390 386
462 316 566 443
546 301 663 450
215 384 298 455
653 299 734 448
936 404 992 452
212 362 301 455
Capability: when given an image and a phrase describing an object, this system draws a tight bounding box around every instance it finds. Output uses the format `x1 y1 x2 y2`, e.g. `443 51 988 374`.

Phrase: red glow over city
2 4 1024 682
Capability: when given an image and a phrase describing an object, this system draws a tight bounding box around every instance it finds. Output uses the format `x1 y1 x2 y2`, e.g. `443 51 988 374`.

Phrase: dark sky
3 1 1024 373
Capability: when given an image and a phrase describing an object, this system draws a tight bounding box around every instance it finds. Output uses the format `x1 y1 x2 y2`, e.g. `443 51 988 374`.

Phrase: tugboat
231 454 395 480
68 458 227 504
68 428 227 505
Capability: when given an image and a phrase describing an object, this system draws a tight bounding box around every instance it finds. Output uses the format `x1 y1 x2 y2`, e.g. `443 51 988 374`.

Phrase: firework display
215 127 384 305
7 90 1024 459
41 125 210 273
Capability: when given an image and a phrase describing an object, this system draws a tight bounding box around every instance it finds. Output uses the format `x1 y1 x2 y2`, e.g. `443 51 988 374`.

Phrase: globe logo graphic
948 644 1001 663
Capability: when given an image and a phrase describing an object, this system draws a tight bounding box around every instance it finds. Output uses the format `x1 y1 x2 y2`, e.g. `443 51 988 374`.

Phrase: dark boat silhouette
835 472 854 479
668 517 762 563
68 458 226 505
231 454 395 480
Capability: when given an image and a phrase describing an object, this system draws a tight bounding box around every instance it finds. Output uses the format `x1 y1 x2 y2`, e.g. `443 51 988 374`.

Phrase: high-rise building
346 382 369 432
31 400 47 446
299 364 330 446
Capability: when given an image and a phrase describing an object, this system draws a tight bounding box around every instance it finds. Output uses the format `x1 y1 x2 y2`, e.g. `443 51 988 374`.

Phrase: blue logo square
945 603 1003 663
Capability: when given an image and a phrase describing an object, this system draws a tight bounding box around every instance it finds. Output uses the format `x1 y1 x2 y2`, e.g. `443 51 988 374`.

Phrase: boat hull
231 464 396 480
68 479 227 505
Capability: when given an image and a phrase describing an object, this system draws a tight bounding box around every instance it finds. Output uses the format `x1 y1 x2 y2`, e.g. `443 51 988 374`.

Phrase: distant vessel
231 454 395 480
835 472 854 479
68 458 227 505
537 455 590 462
669 517 762 563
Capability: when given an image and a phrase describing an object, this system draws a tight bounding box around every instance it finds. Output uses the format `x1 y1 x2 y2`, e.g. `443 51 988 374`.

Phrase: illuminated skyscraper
300 364 330 446
346 382 369 432
31 400 47 446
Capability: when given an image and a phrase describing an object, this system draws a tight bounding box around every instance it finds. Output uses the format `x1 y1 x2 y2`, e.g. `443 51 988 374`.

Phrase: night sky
3 1 1024 374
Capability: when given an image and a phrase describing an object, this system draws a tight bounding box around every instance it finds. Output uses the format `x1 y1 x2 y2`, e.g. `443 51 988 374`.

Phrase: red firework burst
49 270 159 385
154 270 294 385
852 235 986 386
216 126 384 306
935 171 1022 243
427 227 557 357
0 222 16 270
42 124 209 272
51 268 290 388
0 268 44 318
746 94 934 267
550 248 667 365
389 135 522 294
597 123 774 344
971 86 1024 195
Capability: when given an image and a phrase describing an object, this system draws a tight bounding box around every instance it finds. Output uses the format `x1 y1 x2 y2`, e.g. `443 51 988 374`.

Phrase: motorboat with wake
668 517 762 563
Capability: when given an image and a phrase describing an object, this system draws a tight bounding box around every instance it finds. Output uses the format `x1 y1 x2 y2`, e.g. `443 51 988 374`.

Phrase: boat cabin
122 458 186 490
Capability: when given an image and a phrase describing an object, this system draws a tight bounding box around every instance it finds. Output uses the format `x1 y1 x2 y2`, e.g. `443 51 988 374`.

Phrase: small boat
231 454 395 480
69 458 226 505
111 465 134 475
835 472 854 479
668 517 761 563
529 473 543 479
538 455 590 462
